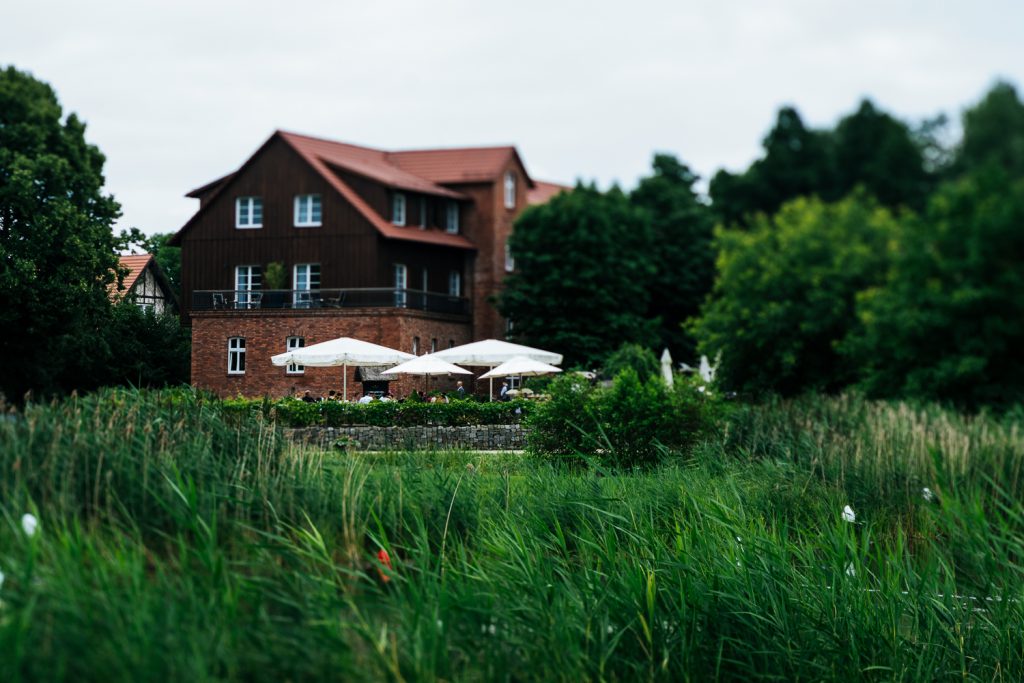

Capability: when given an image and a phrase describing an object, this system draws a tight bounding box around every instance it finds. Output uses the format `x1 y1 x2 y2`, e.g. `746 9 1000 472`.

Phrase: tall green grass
0 388 1022 681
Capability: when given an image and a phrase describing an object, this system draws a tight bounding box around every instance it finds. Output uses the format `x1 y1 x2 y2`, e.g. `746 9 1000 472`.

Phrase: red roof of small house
111 254 153 297
528 180 571 205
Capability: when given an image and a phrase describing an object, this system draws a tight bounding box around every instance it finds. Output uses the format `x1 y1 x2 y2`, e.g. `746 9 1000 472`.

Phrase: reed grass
0 388 1021 681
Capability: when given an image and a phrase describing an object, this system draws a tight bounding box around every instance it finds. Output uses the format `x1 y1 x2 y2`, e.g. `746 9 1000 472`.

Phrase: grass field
1 389 1022 681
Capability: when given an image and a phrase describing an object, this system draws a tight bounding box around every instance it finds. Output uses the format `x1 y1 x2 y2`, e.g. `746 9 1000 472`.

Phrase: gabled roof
528 180 571 205
388 146 535 187
110 254 176 308
171 130 491 249
282 132 467 200
112 254 153 296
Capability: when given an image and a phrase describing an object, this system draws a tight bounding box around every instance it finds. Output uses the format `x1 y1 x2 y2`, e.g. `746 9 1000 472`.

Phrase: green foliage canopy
691 194 899 396
0 66 121 398
842 170 1024 408
630 154 715 361
498 184 657 367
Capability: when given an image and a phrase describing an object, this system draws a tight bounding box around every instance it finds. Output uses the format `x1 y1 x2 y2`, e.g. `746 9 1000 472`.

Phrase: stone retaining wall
285 424 526 451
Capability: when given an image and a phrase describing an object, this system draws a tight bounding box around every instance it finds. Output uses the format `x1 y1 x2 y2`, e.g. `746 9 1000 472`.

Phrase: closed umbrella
433 339 562 400
660 348 674 388
381 354 472 396
271 337 414 401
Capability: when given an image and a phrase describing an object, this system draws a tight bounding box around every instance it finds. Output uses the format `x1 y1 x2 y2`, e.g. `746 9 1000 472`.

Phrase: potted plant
263 261 287 308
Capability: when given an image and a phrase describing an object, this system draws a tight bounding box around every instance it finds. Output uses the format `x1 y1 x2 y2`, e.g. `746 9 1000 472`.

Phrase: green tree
498 185 657 367
842 170 1024 408
0 66 121 399
832 99 932 211
631 154 715 361
709 107 835 226
103 302 191 388
690 194 898 396
954 80 1024 179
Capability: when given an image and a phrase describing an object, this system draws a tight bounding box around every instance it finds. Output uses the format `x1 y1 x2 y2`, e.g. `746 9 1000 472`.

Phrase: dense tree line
0 67 188 401
502 81 1024 408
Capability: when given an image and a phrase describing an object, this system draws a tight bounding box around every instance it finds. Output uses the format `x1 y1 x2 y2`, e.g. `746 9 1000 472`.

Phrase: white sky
4 0 1023 235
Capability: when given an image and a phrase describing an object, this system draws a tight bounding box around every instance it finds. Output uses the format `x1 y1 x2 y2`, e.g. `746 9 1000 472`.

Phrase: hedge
220 397 533 427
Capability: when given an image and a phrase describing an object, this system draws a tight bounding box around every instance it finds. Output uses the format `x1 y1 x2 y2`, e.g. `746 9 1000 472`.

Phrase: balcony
192 288 471 316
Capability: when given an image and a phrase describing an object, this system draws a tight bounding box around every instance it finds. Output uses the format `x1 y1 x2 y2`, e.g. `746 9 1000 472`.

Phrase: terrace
191 288 471 316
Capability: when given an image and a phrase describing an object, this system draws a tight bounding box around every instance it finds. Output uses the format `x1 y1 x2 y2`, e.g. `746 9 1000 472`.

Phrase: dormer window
504 171 516 209
445 201 459 234
236 197 262 228
392 192 406 226
294 194 322 227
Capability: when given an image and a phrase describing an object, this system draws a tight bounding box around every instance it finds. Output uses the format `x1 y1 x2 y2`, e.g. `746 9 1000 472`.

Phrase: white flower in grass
845 562 856 577
488 623 497 635
0 568 4 590
606 625 615 635
21 513 38 537
922 487 935 502
436 619 444 630
841 506 856 523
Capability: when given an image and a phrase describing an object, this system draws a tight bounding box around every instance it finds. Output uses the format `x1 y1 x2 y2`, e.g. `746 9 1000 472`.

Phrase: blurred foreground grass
0 388 1022 681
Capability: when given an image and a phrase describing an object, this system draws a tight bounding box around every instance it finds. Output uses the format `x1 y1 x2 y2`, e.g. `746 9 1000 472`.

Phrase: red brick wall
192 309 473 400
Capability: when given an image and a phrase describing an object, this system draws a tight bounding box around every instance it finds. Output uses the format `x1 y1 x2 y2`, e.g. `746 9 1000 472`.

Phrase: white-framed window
445 201 459 233
412 336 420 355
504 171 516 209
236 196 263 228
293 263 321 307
393 263 407 307
448 270 461 297
420 197 427 228
294 194 322 227
235 265 261 308
504 241 515 272
228 337 246 374
286 336 305 374
431 338 437 353
392 192 406 226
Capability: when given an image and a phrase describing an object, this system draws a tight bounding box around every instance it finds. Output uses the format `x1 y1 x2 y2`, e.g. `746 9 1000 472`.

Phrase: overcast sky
4 1 1023 235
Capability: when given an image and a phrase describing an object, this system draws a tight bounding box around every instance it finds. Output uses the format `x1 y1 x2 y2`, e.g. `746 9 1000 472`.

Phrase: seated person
358 392 374 404
301 390 317 403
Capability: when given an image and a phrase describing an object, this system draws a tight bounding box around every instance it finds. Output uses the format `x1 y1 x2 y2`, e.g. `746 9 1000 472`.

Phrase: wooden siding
179 137 382 317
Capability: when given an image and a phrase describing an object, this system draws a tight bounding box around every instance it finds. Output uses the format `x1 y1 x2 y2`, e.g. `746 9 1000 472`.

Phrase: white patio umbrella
380 354 472 395
433 339 562 400
478 356 563 379
271 337 414 401
479 355 562 398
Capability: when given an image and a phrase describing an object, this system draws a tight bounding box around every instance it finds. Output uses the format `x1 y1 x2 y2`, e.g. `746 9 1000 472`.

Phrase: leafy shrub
602 342 660 381
527 369 718 468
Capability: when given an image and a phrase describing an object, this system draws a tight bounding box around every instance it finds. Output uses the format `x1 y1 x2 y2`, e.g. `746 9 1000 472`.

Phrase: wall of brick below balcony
284 424 526 451
191 308 474 399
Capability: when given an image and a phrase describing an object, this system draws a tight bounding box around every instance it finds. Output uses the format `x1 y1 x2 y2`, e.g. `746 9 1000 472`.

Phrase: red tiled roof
388 146 528 185
528 180 571 205
110 254 152 297
281 132 467 200
277 132 476 250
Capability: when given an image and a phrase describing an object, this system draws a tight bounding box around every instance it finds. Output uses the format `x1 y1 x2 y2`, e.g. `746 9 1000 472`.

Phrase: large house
170 130 566 398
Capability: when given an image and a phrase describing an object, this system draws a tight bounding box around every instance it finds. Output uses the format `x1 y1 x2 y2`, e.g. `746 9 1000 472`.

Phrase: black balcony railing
192 288 471 316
